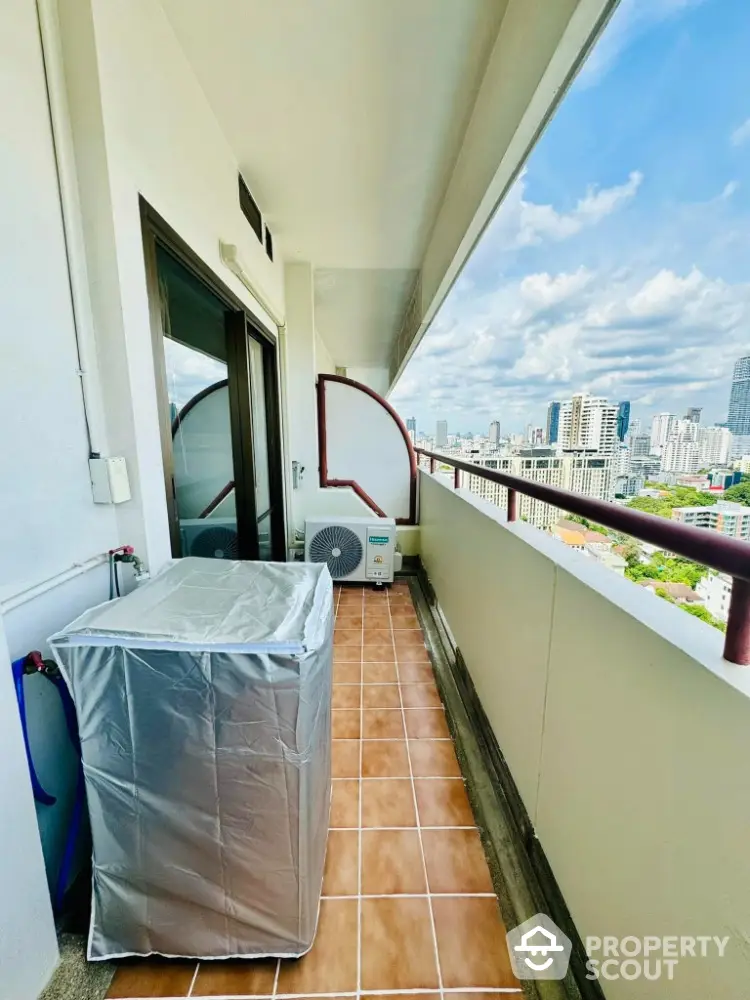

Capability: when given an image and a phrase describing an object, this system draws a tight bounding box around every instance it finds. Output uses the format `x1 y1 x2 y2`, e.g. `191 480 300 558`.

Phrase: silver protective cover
49 558 333 961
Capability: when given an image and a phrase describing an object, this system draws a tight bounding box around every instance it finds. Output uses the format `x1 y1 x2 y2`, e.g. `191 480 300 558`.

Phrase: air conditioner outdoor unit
305 516 396 583
180 518 239 560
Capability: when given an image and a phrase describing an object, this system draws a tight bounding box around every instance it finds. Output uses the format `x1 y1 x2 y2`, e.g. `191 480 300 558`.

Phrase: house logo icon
506 913 572 980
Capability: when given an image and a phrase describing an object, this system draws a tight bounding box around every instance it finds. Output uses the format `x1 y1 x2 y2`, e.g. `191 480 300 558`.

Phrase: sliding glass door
147 224 285 562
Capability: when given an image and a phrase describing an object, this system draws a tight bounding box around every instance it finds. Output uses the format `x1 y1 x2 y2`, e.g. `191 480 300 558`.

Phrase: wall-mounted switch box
89 456 131 504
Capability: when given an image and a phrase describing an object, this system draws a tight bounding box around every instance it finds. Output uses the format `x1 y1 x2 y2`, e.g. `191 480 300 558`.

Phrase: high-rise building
435 420 448 448
489 420 501 445
630 434 651 458
629 417 642 437
686 407 702 424
615 443 630 477
728 356 750 435
662 438 701 475
650 413 678 455
560 394 618 454
546 401 561 445
616 401 631 442
406 417 416 441
731 434 750 459
698 426 732 467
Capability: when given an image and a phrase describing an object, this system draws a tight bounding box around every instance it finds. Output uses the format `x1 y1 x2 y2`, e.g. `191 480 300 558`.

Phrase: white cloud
720 180 739 199
391 265 750 430
730 118 750 147
493 171 643 250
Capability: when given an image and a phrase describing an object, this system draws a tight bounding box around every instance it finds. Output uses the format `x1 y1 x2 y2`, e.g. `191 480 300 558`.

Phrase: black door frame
140 198 286 561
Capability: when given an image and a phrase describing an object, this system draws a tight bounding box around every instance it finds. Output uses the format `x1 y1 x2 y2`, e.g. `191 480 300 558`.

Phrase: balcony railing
416 447 750 665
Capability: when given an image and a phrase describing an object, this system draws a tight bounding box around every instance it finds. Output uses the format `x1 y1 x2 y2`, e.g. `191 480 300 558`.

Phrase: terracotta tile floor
106 581 520 999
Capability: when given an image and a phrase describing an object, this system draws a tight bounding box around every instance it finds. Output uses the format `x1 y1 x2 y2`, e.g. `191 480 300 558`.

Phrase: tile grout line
187 961 200 997
333 772 461 782
357 586 364 1000
321 893 497 900
329 825 473 831
184 990 523 1000
389 590 445 999
331 735 450 742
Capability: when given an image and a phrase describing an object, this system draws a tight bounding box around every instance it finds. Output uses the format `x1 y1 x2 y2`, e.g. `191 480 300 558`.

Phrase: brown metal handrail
416 447 750 665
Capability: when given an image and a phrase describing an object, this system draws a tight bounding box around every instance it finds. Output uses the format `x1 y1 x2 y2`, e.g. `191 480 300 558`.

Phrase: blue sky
391 0 750 436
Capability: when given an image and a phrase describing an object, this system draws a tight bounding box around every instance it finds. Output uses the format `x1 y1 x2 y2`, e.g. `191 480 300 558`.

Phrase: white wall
58 0 285 573
0 1 86 989
420 471 750 1000
0 0 118 594
346 366 390 396
284 263 377 534
315 331 335 374
322 379 413 521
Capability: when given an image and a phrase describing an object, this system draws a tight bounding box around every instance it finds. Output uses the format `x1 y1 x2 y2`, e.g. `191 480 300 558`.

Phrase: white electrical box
89 456 131 504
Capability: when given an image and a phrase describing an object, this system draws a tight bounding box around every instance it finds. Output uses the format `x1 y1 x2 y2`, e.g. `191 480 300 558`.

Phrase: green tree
627 486 718 519
620 541 642 568
626 496 673 518
722 482 750 506
681 604 727 633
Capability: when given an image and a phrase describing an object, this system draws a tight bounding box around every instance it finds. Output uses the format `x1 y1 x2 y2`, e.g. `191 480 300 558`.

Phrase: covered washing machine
49 557 333 961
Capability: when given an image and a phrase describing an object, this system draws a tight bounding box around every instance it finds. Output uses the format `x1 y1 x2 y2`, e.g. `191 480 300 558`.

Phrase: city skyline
406 360 743 444
391 0 750 435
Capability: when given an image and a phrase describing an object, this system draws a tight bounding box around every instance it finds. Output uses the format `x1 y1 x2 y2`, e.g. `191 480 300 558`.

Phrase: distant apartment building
708 468 741 490
630 434 651 458
406 416 416 441
650 412 678 455
616 401 630 442
465 451 614 529
615 473 645 497
698 425 732 466
672 500 750 540
488 420 501 445
560 393 618 454
686 406 702 423
662 437 701 475
546 401 561 445
435 420 448 448
630 455 663 480
615 442 630 476
696 573 732 623
731 434 750 459
728 355 750 436
659 423 730 474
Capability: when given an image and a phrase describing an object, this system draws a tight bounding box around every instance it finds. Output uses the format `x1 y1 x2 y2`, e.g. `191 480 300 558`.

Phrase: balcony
104 580 521 999
7 2 748 999
83 462 750 1000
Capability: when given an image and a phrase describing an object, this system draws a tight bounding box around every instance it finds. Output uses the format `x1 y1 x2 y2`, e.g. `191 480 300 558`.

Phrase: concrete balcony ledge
418 469 750 1000
422 469 750 696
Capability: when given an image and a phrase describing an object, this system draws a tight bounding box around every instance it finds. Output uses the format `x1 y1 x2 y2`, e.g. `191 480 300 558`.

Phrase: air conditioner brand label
368 536 390 545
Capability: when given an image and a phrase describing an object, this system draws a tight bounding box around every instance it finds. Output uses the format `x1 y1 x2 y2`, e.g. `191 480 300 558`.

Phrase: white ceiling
159 0 507 365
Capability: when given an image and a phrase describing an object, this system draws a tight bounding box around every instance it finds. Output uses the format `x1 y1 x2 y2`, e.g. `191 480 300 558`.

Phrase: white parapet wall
419 470 750 1000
